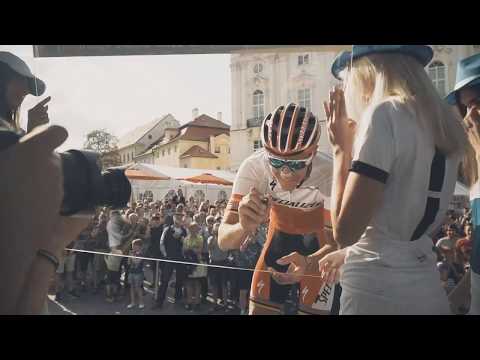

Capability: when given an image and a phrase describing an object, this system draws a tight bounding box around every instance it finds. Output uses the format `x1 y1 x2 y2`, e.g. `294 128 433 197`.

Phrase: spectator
208 222 229 312
437 246 465 295
183 222 207 311
64 242 79 299
436 225 458 252
104 249 123 303
172 188 186 206
54 240 81 302
120 213 141 294
135 205 145 220
198 214 215 302
456 223 473 270
75 226 94 292
184 210 194 229
199 201 209 214
91 214 109 294
164 203 173 217
121 213 140 252
107 210 126 251
208 206 217 218
146 215 165 293
230 229 264 315
188 197 195 209
127 239 146 310
155 213 187 309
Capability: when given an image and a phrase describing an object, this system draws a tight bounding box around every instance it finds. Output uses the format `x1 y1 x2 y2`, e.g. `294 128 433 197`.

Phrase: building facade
117 114 180 165
229 45 480 171
151 112 231 170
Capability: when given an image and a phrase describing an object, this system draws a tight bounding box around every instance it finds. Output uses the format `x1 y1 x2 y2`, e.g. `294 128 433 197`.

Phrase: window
298 54 309 66
127 153 130 162
227 147 230 154
162 150 165 156
298 88 311 112
122 154 125 163
216 166 221 170
174 145 177 152
183 164 188 168
253 140 262 152
428 61 447 98
253 63 263 74
168 148 171 155
253 90 265 121
215 146 221 153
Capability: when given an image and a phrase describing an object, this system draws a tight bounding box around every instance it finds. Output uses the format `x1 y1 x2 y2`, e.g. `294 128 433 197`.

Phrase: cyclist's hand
238 187 269 234
271 252 308 285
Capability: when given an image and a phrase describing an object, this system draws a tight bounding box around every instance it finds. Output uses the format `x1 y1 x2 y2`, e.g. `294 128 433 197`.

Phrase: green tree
83 129 122 170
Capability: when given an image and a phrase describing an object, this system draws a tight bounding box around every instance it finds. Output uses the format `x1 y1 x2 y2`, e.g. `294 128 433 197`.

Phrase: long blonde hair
344 53 467 157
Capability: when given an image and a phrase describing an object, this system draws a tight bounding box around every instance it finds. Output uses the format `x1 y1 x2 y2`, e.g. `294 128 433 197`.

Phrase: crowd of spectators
52 188 267 314
433 207 473 302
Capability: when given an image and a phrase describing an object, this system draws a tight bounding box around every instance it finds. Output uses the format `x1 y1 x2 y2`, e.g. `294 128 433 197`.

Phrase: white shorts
470 270 480 315
340 237 450 315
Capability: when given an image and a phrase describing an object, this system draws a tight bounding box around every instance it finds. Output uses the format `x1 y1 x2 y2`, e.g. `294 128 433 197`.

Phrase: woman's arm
334 172 385 248
330 150 353 238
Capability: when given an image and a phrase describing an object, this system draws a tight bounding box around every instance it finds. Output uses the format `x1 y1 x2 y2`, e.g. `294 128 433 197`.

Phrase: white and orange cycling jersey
227 149 335 315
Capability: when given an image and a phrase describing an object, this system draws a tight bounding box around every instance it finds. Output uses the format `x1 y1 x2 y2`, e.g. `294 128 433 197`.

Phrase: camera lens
59 150 131 216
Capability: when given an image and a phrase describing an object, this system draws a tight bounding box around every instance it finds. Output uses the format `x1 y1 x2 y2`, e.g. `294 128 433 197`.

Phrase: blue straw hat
445 53 480 105
331 45 434 80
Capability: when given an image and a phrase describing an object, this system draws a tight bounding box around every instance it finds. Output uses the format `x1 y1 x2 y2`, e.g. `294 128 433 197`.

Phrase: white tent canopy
127 164 235 203
131 163 236 183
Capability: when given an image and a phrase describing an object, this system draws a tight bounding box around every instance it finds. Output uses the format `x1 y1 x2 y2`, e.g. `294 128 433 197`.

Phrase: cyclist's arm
218 157 262 251
218 195 250 251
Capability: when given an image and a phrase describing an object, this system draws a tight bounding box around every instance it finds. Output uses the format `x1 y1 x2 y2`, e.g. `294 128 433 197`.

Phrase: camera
0 127 131 216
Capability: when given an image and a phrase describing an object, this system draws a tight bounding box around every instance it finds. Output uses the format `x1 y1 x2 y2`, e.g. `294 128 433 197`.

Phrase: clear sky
0 45 231 151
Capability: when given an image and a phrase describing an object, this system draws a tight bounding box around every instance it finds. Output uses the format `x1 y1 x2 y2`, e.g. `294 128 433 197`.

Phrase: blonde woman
280 46 468 315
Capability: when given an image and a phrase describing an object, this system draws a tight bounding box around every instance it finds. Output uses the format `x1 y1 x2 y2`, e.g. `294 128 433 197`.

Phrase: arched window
253 90 265 121
428 61 447 98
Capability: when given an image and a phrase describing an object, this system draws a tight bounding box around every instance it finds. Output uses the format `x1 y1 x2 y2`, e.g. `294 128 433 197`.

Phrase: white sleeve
350 102 396 184
232 156 263 196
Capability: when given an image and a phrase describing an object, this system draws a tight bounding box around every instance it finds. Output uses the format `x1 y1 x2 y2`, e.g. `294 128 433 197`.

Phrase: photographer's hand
27 96 51 133
0 125 65 313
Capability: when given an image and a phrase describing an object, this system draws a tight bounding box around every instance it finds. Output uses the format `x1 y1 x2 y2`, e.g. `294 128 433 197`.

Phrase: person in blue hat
445 52 480 315
281 45 468 314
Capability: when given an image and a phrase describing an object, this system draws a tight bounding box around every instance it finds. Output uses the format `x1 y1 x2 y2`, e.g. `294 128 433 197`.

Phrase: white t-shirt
232 149 332 211
107 216 124 248
346 100 460 263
